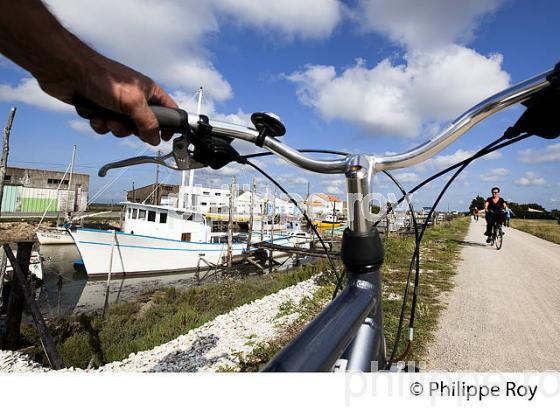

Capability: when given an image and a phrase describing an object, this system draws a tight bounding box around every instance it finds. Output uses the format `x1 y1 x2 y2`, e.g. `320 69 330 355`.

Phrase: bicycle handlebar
77 65 557 176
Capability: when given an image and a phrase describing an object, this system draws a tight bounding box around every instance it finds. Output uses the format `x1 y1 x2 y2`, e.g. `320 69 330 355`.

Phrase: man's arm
0 0 176 145
484 200 489 213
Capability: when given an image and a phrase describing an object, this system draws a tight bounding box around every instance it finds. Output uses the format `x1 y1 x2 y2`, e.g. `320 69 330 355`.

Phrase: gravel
0 277 320 373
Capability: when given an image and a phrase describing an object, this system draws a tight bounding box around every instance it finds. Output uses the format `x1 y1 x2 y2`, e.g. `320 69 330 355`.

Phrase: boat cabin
122 202 211 242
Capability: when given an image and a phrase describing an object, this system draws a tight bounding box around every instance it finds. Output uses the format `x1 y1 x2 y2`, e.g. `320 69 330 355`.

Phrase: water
37 243 303 318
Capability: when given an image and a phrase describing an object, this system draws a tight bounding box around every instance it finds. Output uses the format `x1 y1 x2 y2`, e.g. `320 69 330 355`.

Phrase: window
147 210 156 222
3 175 11 181
215 192 221 196
138 209 146 220
47 178 68 185
159 213 167 224
201 202 207 206
132 208 138 219
203 191 210 195
181 233 191 242
127 208 132 219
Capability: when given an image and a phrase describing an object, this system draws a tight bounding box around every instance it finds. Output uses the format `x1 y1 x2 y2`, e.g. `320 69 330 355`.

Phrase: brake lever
98 134 205 177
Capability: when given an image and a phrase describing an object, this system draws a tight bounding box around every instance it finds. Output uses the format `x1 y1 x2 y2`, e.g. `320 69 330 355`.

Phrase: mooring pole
246 176 256 254
102 230 116 318
227 176 236 268
0 108 16 302
2 245 64 369
2 241 32 350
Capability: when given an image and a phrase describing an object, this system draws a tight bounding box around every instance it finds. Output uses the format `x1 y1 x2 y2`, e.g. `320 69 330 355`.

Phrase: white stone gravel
0 277 320 373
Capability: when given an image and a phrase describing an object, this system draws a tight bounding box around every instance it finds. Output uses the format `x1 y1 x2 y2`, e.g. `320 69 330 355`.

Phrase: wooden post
102 230 116 318
2 241 32 350
0 108 16 294
246 177 256 254
330 200 336 240
269 190 276 274
261 184 267 244
227 176 235 268
2 245 65 369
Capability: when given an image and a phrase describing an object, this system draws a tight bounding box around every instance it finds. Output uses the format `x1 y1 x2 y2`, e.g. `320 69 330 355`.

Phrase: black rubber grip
72 95 189 134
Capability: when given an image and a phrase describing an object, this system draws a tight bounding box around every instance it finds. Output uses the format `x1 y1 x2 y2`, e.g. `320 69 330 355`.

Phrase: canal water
37 243 303 318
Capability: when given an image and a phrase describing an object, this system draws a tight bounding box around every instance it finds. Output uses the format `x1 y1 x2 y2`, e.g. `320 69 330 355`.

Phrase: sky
0 0 559 211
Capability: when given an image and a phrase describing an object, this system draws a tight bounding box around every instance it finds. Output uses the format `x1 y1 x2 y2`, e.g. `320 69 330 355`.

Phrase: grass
228 217 471 370
20 259 331 369
510 219 560 245
21 218 470 370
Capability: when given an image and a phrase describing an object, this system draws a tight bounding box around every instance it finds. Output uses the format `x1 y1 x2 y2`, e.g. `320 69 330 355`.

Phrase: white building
306 193 343 217
177 185 230 214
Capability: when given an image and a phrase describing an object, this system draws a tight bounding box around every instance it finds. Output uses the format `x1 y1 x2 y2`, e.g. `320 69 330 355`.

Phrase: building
127 183 179 206
178 185 231 214
1 166 89 214
305 193 343 217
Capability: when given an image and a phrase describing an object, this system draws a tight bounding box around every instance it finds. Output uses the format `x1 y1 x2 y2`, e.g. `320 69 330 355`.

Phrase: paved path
426 219 560 371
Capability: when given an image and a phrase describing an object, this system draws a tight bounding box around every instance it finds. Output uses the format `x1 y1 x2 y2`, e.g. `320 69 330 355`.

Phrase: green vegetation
230 217 471 370
23 218 469 371
21 260 330 368
510 219 560 245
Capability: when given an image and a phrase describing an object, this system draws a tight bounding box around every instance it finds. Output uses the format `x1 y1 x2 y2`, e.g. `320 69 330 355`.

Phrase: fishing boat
312 213 341 228
37 228 74 245
69 202 294 277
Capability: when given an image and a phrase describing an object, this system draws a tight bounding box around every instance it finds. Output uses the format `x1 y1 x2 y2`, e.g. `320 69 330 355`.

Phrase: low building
1 166 89 214
127 183 179 205
305 193 343 217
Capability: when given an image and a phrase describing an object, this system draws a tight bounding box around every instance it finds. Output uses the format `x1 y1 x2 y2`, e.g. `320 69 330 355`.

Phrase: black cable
374 133 532 227
244 160 343 294
384 133 533 369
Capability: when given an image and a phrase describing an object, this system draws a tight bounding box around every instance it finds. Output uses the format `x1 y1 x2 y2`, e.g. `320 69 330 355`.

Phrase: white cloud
422 148 502 170
326 184 342 194
394 172 420 183
0 78 72 112
213 0 342 40
286 46 509 138
355 0 503 50
518 143 560 164
514 171 545 187
479 167 509 182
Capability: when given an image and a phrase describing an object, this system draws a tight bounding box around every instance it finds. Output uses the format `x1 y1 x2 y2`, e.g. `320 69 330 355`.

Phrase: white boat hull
37 229 75 245
5 250 43 280
69 228 294 277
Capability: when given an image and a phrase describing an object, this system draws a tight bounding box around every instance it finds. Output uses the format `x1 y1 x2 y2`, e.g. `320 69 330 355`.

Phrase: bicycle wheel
495 226 503 250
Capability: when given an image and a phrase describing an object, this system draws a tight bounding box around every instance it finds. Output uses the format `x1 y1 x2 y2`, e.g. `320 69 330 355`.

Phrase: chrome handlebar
98 66 555 177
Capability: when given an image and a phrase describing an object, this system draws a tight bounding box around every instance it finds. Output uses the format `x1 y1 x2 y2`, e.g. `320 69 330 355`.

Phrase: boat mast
182 86 203 209
64 144 76 222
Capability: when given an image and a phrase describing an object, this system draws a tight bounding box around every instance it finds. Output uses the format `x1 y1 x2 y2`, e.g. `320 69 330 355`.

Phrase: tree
469 195 485 212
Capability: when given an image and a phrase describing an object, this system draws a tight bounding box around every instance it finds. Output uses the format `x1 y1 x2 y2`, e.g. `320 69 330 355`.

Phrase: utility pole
269 189 276 274
132 181 135 202
154 150 160 205
261 184 267 243
0 107 16 214
0 107 16 308
227 176 236 267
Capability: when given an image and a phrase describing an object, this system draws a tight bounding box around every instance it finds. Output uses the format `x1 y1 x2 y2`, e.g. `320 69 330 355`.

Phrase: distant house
127 183 179 206
1 166 89 214
305 193 343 217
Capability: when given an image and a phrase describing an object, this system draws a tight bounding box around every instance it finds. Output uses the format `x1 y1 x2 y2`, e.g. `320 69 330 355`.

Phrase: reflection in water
38 244 303 318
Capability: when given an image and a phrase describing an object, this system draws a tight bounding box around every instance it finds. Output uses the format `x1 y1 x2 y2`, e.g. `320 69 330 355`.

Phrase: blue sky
1 0 559 211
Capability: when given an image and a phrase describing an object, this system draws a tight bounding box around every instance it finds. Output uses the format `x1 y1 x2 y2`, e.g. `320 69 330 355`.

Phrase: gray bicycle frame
98 65 556 372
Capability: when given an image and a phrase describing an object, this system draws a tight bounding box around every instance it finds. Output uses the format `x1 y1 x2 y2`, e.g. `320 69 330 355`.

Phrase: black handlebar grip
72 95 189 134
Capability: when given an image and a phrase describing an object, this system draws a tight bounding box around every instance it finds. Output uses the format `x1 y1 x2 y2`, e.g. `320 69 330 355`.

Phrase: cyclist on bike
473 207 479 221
505 207 515 227
484 187 508 243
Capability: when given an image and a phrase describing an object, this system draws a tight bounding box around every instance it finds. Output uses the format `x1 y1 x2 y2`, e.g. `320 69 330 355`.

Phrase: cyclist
473 207 479 222
505 207 514 227
484 187 508 243
0 0 176 145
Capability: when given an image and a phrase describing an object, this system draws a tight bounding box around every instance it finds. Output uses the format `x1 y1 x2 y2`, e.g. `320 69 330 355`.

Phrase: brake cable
384 132 533 369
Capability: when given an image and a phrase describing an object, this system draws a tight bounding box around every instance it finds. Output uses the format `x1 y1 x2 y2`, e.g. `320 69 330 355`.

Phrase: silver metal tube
372 69 553 171
346 155 373 233
185 67 553 174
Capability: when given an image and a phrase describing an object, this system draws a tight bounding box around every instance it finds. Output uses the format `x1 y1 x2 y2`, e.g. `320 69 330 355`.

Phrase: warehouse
1 166 89 215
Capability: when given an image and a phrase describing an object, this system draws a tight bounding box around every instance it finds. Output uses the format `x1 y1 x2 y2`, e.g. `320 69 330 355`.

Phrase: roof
316 193 342 202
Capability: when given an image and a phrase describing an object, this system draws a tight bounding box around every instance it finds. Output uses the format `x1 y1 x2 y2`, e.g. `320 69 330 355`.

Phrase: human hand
37 54 177 146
